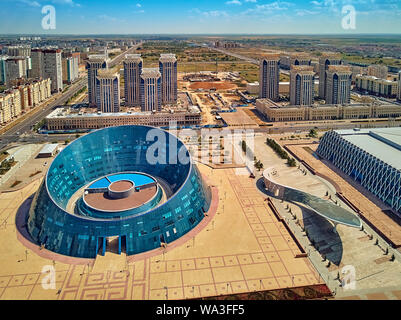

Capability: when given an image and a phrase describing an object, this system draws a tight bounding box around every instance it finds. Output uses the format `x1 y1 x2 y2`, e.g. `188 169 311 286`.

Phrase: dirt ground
189 81 237 91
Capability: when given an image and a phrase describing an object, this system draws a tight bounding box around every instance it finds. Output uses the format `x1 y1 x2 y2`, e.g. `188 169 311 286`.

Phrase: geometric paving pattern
0 166 323 300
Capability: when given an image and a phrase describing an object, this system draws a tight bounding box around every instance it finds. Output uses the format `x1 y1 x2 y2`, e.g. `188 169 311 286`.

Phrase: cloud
245 0 257 2
136 3 141 7
296 9 319 16
256 1 293 11
226 0 242 5
16 0 40 7
98 14 117 22
203 10 229 17
51 0 80 6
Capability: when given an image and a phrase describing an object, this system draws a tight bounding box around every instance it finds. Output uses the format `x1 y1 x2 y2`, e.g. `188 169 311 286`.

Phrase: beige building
159 54 177 105
256 98 401 122
18 86 29 111
45 108 202 130
290 65 315 106
123 54 143 107
140 68 162 112
246 82 259 94
367 64 388 79
355 75 398 98
325 65 352 105
259 55 280 101
318 53 342 99
96 69 120 113
0 78 52 124
280 53 311 70
87 54 109 107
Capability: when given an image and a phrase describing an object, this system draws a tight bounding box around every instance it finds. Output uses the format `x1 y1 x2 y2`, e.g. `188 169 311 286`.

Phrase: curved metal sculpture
262 168 361 228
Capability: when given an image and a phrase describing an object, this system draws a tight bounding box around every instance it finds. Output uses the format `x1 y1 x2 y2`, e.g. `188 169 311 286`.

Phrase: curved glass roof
263 169 361 228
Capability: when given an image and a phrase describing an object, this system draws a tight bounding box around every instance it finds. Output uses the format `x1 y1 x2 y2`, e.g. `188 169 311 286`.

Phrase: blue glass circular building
27 125 212 258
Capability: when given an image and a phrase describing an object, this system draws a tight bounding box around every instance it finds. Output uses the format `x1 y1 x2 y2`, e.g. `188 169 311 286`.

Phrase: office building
290 65 314 106
140 68 162 112
95 69 120 113
325 65 352 105
123 54 143 106
256 98 401 122
46 106 202 130
318 54 342 99
159 53 177 105
259 55 280 101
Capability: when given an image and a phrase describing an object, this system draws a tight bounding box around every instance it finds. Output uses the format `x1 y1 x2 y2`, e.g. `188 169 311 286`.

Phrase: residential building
123 54 143 107
159 54 177 105
318 54 342 99
367 64 388 79
355 75 398 98
87 54 108 107
96 69 120 113
140 68 161 112
325 65 352 105
290 65 314 106
259 55 280 101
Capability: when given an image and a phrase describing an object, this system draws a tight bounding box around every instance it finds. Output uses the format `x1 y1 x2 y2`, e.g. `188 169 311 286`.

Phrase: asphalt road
208 46 290 75
0 43 142 152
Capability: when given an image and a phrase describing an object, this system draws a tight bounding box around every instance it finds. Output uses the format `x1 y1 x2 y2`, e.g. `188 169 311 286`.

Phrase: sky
0 0 400 34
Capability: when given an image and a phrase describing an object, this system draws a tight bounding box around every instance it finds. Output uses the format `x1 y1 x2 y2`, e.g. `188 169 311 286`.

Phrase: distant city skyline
1 0 401 35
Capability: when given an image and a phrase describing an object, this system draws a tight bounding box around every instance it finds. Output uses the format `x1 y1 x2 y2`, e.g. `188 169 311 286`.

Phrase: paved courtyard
251 134 401 297
0 161 323 300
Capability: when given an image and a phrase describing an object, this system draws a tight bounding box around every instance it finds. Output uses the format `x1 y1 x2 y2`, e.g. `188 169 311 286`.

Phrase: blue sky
0 0 400 34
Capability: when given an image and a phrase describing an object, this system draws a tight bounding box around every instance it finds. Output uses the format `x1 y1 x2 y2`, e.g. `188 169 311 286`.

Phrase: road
0 43 142 152
208 46 290 75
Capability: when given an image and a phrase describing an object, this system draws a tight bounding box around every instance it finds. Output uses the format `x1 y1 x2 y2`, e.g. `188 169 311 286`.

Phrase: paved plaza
251 134 401 297
0 161 324 300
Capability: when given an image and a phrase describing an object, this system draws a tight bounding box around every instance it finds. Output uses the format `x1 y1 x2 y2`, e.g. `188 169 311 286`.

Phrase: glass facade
27 125 212 258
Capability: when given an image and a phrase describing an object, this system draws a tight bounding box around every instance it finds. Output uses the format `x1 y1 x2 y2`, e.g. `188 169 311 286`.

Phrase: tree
308 128 318 138
287 158 297 167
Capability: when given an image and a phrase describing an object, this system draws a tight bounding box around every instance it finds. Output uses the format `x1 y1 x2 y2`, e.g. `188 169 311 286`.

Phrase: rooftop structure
45 106 202 130
255 98 401 122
